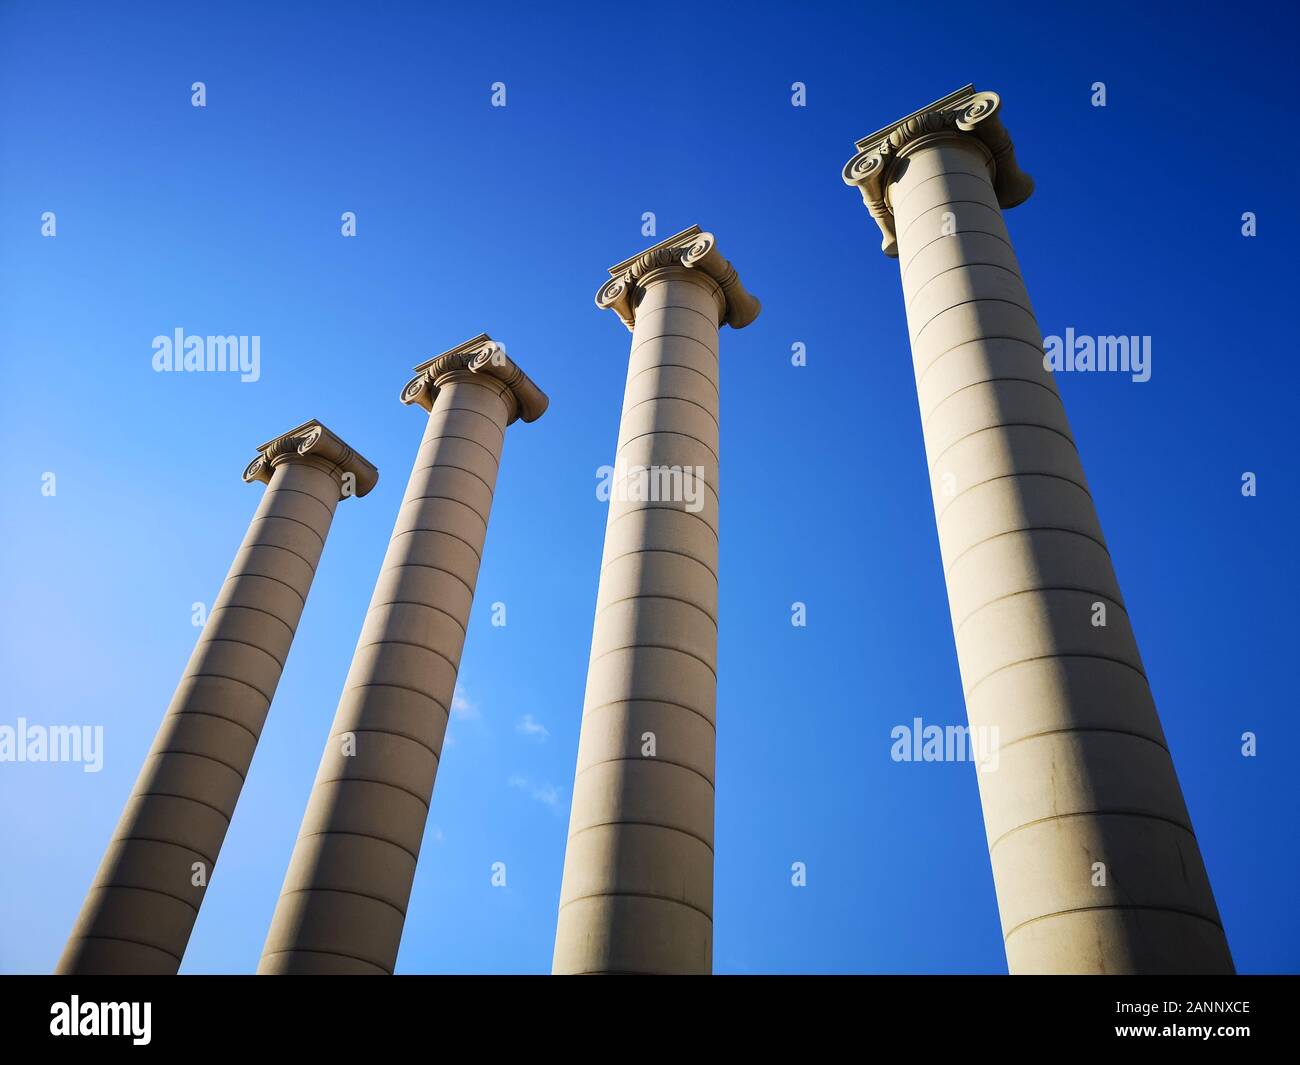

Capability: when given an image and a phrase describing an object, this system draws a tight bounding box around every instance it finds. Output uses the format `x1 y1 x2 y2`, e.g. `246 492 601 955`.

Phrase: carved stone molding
596 225 761 332
842 85 1034 257
242 419 378 498
401 333 549 424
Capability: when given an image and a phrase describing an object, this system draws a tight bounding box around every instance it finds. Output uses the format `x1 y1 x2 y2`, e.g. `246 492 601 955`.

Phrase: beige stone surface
552 227 757 974
56 421 376 975
843 86 1232 974
259 336 546 975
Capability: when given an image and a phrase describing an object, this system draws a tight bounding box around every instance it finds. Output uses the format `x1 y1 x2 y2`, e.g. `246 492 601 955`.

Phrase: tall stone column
57 422 376 975
843 86 1232 974
259 336 547 974
552 227 759 975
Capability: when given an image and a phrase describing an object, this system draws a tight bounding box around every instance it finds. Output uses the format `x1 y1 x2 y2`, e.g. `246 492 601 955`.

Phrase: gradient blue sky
2 1 1297 974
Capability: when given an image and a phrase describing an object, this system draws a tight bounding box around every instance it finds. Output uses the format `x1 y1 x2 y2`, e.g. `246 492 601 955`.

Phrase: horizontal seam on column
223 570 306 607
594 592 718 627
367 599 468 635
355 637 458 672
423 414 504 450
124 788 232 825
892 168 996 215
459 377 512 404
912 297 1037 348
166 708 260 744
601 546 718 583
583 697 716 733
589 643 717 679
559 890 713 922
436 400 509 424
916 335 1046 389
316 775 429 810
112 833 217 866
400 493 491 526
938 473 1091 522
621 394 720 432
608 505 719 542
952 587 1128 638
151 745 247 782
242 541 318 576
398 499 490 536
929 423 1079 475
66 934 183 964
900 229 1016 285
258 946 392 974
638 301 717 317
381 561 475 598
945 525 1111 576
181 671 273 705
630 330 719 362
208 603 296 640
569 819 714 853
249 512 327 549
608 470 720 508
1003 904 1224 942
921 376 1060 431
430 405 506 441
626 360 720 400
277 885 406 918
997 726 1170 757
905 261 1024 316
576 754 714 789
606 503 719 538
88 880 200 914
408 461 496 494
990 809 1195 854
201 635 286 670
898 199 1002 246
965 653 1147 699
633 303 719 330
328 725 442 763
389 524 485 562
618 429 719 467
101 833 216 863
265 486 335 522
345 680 450 718
416 432 501 462
296 829 420 863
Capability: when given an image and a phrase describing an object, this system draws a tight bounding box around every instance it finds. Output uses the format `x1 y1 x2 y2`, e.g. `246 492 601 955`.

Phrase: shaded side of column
888 128 1232 974
259 339 546 974
58 422 375 974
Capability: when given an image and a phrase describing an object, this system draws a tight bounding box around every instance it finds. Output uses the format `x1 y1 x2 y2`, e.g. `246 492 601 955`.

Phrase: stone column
259 336 547 974
57 422 376 975
843 86 1233 974
551 227 759 975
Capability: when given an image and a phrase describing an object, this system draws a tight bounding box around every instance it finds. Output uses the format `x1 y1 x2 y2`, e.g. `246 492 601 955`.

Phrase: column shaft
58 458 345 974
891 133 1232 973
260 340 546 974
552 227 759 974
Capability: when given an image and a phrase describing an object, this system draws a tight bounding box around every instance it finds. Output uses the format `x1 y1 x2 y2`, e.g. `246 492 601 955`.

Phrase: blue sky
1 0 1297 974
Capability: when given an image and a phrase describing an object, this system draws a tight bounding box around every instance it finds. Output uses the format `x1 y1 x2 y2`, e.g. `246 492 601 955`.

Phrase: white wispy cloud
515 713 549 740
508 774 563 811
451 687 478 720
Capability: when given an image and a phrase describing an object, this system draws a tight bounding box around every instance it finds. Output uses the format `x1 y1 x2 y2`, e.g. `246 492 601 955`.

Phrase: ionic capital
842 85 1034 257
242 420 378 498
595 225 761 332
400 333 549 424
